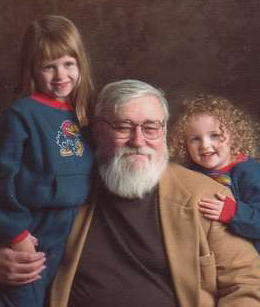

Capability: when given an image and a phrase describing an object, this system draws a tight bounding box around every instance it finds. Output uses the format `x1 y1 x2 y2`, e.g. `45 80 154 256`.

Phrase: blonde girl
0 15 94 306
169 95 260 254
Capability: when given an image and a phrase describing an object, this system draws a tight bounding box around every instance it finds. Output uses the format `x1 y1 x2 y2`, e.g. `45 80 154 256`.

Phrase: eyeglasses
98 119 165 140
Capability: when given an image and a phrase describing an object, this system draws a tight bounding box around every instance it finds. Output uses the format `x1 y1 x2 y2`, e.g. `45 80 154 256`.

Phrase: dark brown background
1 0 260 121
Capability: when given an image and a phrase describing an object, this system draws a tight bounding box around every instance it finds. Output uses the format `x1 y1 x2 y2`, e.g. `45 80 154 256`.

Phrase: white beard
97 146 169 199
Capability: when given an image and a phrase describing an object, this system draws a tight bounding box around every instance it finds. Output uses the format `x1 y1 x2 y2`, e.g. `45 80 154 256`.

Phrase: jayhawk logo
56 120 84 157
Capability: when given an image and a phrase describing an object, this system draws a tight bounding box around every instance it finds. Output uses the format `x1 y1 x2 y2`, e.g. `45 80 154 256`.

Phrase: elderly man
49 80 260 307
1 80 260 306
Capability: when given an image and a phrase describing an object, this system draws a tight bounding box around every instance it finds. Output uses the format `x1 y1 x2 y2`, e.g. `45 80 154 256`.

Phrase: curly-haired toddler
169 94 260 253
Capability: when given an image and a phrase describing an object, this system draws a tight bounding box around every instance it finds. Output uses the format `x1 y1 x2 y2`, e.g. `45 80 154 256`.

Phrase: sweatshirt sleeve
0 108 33 244
219 196 236 223
228 159 260 240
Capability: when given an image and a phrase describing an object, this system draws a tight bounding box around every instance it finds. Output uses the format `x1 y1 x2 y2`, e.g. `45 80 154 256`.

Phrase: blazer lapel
158 165 200 307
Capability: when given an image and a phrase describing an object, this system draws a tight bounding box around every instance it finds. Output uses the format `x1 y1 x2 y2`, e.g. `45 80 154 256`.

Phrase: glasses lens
142 122 163 139
105 120 164 139
113 122 132 139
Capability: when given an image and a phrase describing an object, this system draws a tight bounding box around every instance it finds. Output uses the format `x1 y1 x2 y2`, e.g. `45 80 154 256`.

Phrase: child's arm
200 158 260 240
11 233 38 253
0 108 34 244
224 159 260 240
199 192 236 223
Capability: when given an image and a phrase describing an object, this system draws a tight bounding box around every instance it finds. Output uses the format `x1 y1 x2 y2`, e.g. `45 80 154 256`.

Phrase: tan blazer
50 163 260 307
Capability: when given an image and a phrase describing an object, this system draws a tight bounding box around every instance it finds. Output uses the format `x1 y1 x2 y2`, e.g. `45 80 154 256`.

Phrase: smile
52 82 70 89
200 152 216 160
201 152 215 157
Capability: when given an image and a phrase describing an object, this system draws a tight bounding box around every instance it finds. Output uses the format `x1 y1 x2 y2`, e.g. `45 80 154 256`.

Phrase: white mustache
118 147 155 156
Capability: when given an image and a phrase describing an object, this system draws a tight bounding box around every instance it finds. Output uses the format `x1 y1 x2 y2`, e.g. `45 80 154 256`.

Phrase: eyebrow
187 130 221 136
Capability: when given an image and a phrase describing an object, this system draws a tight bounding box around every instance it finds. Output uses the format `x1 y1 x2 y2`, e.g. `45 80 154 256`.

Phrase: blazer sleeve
208 219 260 306
229 159 260 240
0 109 33 243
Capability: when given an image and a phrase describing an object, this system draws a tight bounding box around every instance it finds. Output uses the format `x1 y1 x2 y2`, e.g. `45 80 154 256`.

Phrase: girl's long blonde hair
16 15 94 127
169 94 260 165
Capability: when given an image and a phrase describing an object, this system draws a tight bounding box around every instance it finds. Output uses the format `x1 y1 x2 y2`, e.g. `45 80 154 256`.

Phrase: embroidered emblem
56 120 84 157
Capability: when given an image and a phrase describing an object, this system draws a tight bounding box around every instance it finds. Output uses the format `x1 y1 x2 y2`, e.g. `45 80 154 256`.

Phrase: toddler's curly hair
169 94 260 166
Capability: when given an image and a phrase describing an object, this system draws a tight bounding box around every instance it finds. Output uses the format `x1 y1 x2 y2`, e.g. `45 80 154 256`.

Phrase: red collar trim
219 154 248 172
31 93 74 111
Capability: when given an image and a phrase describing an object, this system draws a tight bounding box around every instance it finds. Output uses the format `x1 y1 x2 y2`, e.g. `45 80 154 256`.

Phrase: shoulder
162 162 231 197
0 97 48 132
232 157 260 176
230 158 260 192
235 156 259 168
3 96 38 115
165 162 219 187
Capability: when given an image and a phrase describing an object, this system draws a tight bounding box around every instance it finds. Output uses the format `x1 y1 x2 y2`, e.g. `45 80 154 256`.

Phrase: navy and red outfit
0 93 93 306
191 155 260 254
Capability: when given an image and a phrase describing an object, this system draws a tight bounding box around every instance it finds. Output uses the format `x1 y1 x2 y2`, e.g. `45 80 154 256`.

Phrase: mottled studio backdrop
1 0 260 121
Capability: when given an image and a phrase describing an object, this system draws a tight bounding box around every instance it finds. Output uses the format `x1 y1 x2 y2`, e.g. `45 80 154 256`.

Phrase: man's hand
0 247 46 286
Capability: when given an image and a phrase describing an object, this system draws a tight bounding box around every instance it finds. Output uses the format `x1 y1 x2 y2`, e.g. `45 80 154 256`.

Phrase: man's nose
128 126 146 147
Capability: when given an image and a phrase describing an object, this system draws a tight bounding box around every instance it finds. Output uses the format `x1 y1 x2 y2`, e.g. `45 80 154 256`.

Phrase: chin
127 156 149 167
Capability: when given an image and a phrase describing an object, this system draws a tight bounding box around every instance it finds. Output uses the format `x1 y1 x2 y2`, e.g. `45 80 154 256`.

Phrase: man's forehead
110 95 165 121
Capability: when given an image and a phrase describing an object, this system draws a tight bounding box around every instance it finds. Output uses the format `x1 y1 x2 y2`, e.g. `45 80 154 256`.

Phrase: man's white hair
94 79 170 121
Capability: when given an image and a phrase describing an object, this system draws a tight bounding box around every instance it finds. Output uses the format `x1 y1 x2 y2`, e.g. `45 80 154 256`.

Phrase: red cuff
10 230 29 244
219 197 236 223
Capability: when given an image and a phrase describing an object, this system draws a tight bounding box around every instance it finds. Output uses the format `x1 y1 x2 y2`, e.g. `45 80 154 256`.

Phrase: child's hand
28 234 38 247
11 233 37 253
199 192 226 221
